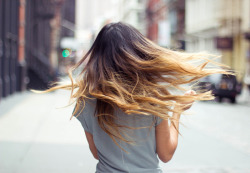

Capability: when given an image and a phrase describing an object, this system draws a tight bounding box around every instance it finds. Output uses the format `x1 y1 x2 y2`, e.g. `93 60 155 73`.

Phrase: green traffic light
62 49 70 57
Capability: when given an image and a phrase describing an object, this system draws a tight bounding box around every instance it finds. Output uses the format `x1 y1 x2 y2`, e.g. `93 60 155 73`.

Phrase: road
0 90 250 173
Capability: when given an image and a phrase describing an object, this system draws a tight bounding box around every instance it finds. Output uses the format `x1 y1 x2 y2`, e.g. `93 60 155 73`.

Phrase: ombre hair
36 22 229 148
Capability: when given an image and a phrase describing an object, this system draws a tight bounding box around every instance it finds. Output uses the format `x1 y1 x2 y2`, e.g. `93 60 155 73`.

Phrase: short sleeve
154 116 163 126
73 100 95 134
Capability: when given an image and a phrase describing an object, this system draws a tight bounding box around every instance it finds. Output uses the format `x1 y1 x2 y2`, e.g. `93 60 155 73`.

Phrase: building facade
185 0 250 82
146 0 168 46
0 0 22 101
242 0 250 86
75 0 147 51
185 0 220 54
0 0 69 102
121 0 147 35
167 0 186 50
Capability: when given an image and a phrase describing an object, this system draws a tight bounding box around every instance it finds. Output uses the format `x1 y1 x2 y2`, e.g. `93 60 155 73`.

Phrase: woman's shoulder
84 95 97 105
74 96 96 118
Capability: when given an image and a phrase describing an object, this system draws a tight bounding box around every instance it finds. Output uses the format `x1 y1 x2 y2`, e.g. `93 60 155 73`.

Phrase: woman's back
39 22 230 173
76 97 163 173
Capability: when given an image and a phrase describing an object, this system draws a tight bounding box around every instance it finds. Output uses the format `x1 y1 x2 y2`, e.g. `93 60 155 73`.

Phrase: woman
41 22 229 173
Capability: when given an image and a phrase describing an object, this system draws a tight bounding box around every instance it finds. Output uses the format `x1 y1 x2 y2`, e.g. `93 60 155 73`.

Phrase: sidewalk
0 91 98 173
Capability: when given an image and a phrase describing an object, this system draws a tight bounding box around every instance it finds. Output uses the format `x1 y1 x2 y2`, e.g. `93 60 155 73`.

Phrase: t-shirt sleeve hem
76 115 93 134
154 116 164 126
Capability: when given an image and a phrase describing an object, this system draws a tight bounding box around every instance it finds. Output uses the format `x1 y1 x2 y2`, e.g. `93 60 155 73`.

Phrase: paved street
0 90 250 173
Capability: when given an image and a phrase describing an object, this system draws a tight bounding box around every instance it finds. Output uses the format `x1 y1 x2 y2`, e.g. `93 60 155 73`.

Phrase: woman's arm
155 90 196 163
155 112 180 163
84 131 99 160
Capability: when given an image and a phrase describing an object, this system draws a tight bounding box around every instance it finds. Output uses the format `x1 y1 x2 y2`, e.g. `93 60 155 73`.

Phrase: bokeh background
0 0 250 173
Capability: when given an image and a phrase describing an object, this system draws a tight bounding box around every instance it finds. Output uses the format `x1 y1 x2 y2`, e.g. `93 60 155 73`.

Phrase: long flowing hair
35 22 229 148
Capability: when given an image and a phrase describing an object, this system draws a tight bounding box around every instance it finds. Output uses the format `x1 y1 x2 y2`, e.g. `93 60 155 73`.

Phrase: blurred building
60 0 75 38
241 0 250 86
121 0 147 35
75 0 117 50
59 0 76 74
185 0 220 53
167 0 186 50
146 0 169 46
25 0 66 90
0 0 69 102
185 0 250 81
0 0 19 101
74 0 147 53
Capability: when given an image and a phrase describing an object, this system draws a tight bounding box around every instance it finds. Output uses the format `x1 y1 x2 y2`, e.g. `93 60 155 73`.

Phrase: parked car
197 74 242 103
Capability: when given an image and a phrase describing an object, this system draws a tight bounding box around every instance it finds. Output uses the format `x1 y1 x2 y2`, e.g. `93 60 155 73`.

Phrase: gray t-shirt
74 98 163 173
